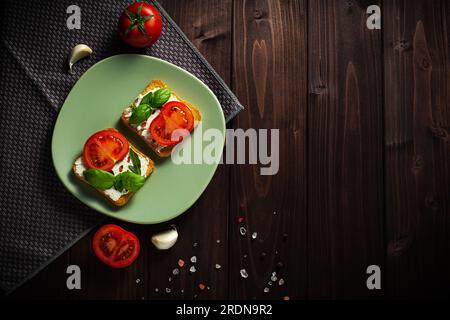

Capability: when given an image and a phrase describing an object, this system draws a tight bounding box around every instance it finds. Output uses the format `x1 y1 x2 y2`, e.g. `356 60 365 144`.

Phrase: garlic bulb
151 226 178 250
68 44 92 72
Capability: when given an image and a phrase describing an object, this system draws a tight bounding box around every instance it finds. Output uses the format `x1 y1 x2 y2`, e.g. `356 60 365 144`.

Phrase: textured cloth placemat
0 0 242 294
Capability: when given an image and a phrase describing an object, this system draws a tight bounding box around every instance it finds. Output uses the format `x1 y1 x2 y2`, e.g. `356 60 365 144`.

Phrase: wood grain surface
307 0 385 299
10 0 450 300
384 0 450 299
229 0 307 300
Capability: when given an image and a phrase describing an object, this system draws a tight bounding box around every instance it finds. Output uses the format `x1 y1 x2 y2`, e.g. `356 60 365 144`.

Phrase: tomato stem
124 3 154 38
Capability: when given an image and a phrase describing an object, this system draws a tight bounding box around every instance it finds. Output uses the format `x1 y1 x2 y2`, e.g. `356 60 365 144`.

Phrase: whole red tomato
118 2 162 48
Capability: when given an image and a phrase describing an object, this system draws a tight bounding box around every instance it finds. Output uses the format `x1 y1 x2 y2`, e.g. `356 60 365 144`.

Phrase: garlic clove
68 44 92 72
151 226 178 250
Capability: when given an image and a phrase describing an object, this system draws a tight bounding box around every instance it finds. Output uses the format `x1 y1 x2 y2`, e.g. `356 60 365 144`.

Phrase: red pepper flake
178 259 185 268
238 217 244 223
198 283 206 291
142 121 147 127
282 296 290 301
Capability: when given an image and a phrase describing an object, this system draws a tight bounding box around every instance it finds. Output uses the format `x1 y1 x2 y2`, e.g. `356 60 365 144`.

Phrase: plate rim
51 54 226 224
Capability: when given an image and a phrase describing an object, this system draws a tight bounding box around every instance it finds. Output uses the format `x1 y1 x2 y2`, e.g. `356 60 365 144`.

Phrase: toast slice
121 80 202 157
72 129 154 207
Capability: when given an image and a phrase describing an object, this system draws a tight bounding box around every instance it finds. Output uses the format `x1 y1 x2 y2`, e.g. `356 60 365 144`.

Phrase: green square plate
51 54 225 224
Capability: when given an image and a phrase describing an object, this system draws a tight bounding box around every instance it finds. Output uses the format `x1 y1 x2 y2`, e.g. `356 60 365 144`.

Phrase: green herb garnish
152 88 171 107
129 148 141 175
129 103 154 125
114 171 145 193
129 87 172 125
83 153 145 193
83 169 116 190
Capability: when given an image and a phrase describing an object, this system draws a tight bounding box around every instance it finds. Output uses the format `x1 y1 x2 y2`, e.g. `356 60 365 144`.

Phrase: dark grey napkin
0 0 242 294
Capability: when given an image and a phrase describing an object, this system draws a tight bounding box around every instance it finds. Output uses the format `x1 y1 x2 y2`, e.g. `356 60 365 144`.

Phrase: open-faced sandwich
73 128 154 206
121 80 201 157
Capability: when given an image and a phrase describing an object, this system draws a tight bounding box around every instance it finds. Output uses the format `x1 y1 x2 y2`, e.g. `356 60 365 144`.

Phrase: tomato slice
92 224 140 268
83 129 129 171
149 101 194 146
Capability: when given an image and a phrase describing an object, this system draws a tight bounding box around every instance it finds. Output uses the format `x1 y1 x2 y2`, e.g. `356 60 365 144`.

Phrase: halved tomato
92 224 140 268
149 101 194 146
83 129 129 171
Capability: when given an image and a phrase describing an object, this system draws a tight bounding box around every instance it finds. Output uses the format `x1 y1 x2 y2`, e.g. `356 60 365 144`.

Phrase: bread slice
72 129 154 207
121 80 202 157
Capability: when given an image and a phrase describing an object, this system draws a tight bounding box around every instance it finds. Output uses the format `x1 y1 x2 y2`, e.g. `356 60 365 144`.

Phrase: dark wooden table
12 0 450 300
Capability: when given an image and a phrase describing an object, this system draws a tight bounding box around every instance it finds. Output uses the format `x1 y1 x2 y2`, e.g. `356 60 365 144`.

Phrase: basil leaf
114 177 124 192
129 103 154 125
83 169 115 190
152 88 171 107
115 171 145 193
129 148 141 175
140 92 153 106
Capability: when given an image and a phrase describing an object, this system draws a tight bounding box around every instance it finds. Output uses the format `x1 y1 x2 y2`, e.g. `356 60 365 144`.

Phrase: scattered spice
215 264 221 270
252 232 257 239
278 278 285 286
283 296 290 301
271 274 278 282
264 287 270 293
155 288 159 293
193 242 198 248
190 256 197 263
168 277 172 282
178 259 185 268
189 265 197 273
165 287 171 294
172 268 180 275
238 217 244 223
273 211 277 215
268 281 273 286
199 283 206 291
239 227 247 236
243 254 248 259
240 268 249 278
216 239 221 244
135 278 140 284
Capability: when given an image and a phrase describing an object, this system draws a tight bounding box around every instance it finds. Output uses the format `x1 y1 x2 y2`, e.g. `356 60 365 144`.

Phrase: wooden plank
229 0 308 299
12 0 233 299
307 0 384 298
384 0 450 298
